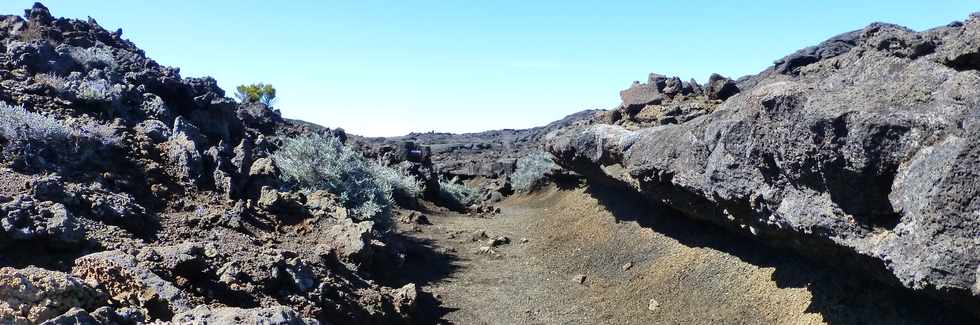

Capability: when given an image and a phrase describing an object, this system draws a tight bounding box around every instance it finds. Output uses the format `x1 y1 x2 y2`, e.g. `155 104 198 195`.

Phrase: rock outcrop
0 267 106 324
0 195 82 247
72 250 194 319
548 13 980 314
0 4 420 324
604 72 741 129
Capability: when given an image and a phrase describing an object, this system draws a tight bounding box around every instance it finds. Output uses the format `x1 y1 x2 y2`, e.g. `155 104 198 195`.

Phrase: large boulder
134 119 171 143
84 190 147 231
38 308 98 325
606 72 736 128
326 219 376 265
773 29 861 75
71 250 194 320
0 195 83 247
619 79 664 113
548 14 980 314
245 157 281 199
134 242 212 278
387 283 418 319
704 73 739 100
0 267 106 324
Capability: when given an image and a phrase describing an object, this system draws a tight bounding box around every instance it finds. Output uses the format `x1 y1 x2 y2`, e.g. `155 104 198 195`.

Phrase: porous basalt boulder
237 102 283 134
0 267 106 324
0 194 83 247
245 157 280 199
704 73 739 100
388 283 418 318
37 307 98 325
325 219 376 265
85 190 146 231
71 250 194 320
134 119 170 143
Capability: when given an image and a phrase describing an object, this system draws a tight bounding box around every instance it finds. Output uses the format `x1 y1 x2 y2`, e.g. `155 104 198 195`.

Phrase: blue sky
3 1 977 136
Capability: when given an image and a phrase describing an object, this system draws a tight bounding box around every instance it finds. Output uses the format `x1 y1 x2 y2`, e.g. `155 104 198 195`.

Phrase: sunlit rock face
548 13 980 315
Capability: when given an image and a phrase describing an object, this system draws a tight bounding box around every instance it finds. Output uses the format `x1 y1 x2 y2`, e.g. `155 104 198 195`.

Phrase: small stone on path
471 230 488 242
648 298 660 311
489 236 510 247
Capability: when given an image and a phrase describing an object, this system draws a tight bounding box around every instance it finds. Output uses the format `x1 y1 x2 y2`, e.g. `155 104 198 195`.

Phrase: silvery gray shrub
75 79 121 103
273 133 422 223
438 177 478 207
0 102 120 169
511 150 558 193
68 46 117 70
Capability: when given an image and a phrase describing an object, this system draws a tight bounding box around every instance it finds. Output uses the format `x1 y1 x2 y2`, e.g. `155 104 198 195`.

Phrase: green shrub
438 177 478 209
272 133 422 224
235 83 277 106
511 150 558 193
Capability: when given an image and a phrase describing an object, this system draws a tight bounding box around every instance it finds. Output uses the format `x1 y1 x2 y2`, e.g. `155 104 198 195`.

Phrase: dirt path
395 185 969 325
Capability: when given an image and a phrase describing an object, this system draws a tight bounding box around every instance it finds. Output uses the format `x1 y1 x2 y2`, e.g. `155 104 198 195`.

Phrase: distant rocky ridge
364 109 600 180
548 13 980 316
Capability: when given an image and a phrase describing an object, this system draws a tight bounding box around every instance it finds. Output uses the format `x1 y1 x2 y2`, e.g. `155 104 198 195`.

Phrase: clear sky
3 1 977 136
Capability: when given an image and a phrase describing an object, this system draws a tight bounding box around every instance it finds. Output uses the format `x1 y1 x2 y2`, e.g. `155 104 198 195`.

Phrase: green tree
235 83 277 106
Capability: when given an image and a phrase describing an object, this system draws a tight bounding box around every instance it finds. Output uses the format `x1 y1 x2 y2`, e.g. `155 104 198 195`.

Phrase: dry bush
273 133 422 223
511 150 558 193
438 177 478 208
0 102 119 171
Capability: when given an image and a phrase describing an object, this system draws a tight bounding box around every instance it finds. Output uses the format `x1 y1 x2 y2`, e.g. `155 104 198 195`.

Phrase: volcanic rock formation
547 14 980 315
0 3 419 323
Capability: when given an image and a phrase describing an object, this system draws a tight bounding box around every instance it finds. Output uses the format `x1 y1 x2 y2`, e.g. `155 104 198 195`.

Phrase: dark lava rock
0 195 83 247
0 3 418 324
72 249 194 319
603 72 738 129
704 73 739 100
547 14 980 315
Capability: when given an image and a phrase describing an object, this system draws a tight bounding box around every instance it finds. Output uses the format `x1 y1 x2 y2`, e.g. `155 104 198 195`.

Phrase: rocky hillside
0 4 422 324
547 13 980 317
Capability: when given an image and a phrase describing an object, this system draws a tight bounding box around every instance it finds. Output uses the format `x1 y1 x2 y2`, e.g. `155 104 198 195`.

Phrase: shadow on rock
382 232 460 287
582 182 977 325
413 291 459 325
378 231 461 323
